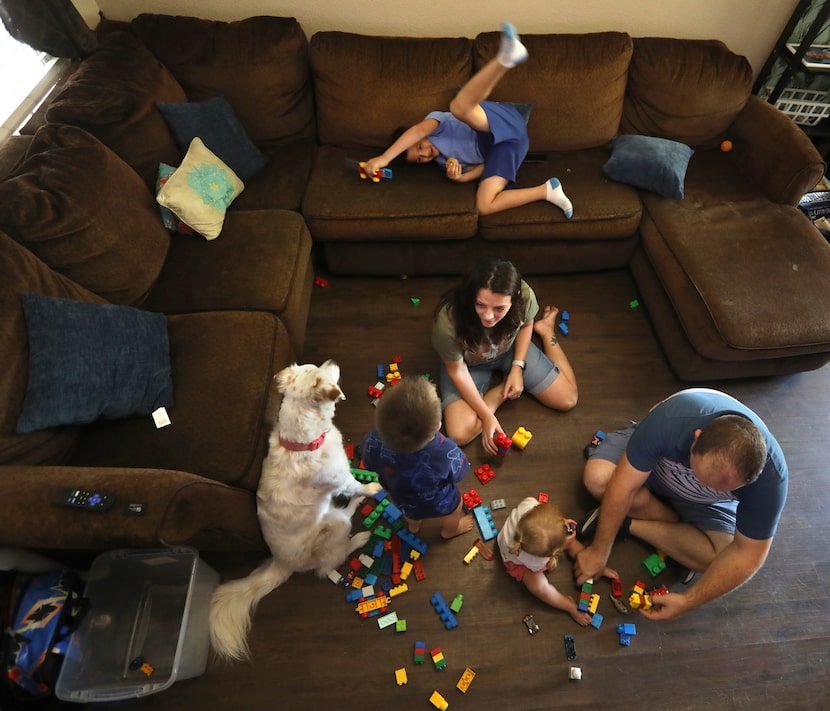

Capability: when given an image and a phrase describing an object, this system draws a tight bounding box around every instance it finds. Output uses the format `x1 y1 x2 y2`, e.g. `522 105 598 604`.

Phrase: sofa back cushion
474 31 633 151
0 231 105 466
131 14 315 150
45 27 186 190
621 37 753 148
0 124 170 305
310 31 473 151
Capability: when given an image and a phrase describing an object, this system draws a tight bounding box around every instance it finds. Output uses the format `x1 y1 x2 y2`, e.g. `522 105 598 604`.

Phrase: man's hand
574 545 608 585
638 591 691 621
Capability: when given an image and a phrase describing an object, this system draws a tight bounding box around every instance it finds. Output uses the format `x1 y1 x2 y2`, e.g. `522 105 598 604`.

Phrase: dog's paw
351 531 372 548
363 482 383 497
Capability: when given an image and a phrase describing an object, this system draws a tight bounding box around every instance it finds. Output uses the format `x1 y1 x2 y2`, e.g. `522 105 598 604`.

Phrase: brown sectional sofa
1 14 829 551
0 16 315 552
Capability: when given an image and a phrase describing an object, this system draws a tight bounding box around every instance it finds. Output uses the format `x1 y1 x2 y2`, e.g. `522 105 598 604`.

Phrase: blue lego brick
430 592 458 630
397 528 428 555
473 506 497 541
590 612 603 629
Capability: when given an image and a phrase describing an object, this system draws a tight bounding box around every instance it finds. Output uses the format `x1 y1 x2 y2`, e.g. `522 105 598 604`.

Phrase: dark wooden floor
135 269 829 710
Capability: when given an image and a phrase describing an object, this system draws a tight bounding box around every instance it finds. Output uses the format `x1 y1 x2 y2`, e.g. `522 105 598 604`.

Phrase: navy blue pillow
602 135 694 199
156 95 269 180
16 293 174 434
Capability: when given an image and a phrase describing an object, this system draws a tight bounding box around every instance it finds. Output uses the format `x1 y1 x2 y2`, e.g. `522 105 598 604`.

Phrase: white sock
546 178 573 219
497 22 528 68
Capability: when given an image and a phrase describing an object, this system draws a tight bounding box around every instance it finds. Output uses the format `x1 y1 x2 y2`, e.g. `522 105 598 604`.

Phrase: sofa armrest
0 466 265 551
730 96 826 205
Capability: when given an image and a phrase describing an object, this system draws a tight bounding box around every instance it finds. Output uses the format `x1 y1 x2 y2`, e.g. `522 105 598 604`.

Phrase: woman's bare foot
405 517 422 534
533 305 559 341
441 514 474 539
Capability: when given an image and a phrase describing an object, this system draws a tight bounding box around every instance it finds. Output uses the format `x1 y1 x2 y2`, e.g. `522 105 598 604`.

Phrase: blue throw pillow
156 95 269 180
16 293 174 434
602 134 694 199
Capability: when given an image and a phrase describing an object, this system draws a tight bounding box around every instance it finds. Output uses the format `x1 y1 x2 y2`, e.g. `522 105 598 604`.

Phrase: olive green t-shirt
432 281 538 365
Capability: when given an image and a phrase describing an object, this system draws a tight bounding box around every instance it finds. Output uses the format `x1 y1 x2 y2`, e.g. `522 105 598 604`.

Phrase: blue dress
361 431 470 519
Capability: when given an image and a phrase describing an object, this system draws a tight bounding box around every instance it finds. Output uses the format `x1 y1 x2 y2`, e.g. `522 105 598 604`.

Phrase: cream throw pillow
156 137 244 239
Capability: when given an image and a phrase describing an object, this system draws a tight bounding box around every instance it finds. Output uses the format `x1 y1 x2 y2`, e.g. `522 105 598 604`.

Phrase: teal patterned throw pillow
156 137 244 239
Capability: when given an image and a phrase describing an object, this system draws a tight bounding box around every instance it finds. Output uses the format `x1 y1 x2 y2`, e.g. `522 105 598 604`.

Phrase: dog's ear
275 364 300 394
315 377 345 403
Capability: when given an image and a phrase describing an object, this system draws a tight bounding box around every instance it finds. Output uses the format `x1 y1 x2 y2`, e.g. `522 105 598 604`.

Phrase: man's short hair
693 414 767 484
374 377 441 453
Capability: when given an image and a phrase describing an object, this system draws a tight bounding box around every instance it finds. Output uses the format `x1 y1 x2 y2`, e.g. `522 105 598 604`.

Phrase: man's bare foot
441 514 474 539
405 517 422 534
533 305 559 341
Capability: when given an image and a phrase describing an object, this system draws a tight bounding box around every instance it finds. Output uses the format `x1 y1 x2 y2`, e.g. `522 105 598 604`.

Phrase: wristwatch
511 359 526 369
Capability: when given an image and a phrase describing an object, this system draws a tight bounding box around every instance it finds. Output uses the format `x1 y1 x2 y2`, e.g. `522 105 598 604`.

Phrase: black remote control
54 487 115 511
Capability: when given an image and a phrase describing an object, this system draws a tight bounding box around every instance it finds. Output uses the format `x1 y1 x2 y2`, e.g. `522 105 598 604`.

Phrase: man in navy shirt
574 389 788 620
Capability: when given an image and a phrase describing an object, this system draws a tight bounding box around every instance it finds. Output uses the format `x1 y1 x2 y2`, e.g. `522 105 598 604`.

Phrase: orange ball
720 139 733 152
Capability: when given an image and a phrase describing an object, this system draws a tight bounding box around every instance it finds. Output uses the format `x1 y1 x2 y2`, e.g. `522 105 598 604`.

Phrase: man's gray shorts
590 424 738 534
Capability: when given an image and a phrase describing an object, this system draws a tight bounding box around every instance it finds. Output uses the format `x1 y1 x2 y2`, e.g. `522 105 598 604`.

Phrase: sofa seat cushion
0 232 106 466
132 14 315 150
45 27 186 190
474 31 633 151
140 209 314 355
0 125 170 305
639 199 830 359
70 311 292 491
478 148 642 242
303 146 479 241
621 37 753 149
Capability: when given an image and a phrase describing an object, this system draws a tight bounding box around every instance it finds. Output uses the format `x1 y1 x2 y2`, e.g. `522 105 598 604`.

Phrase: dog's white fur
209 360 381 661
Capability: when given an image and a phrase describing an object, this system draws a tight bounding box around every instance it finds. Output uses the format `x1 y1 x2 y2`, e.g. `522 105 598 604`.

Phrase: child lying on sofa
362 22 573 218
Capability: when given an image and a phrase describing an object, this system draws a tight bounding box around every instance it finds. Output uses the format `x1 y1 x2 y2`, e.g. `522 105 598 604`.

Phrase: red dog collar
279 432 326 451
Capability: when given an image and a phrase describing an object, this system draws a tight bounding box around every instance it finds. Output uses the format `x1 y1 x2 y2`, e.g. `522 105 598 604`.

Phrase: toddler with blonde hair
497 497 618 625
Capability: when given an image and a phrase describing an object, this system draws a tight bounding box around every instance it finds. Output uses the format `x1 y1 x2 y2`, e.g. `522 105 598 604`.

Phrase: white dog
209 360 382 661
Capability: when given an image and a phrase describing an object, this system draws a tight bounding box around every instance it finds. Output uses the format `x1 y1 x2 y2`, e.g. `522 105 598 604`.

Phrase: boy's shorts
590 424 738 535
478 101 529 185
438 343 559 410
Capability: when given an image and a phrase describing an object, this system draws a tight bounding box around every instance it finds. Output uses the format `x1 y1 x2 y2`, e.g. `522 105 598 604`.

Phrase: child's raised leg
449 22 527 132
439 500 474 539
522 570 592 626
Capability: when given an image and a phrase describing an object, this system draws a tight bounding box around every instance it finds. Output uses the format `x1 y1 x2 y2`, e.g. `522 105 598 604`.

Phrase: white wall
94 0 800 75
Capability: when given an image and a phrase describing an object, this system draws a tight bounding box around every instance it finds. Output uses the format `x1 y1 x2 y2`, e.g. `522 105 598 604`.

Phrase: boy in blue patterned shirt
361 377 473 539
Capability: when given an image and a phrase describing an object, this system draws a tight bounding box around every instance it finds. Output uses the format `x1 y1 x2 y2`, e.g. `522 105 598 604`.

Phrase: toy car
523 613 539 635
564 634 577 660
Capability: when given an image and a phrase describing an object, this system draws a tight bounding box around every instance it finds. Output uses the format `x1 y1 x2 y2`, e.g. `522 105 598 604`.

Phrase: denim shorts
438 342 559 409
590 424 738 534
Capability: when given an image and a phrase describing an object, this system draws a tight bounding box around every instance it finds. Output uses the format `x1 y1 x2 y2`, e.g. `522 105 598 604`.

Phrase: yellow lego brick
463 546 479 564
400 561 413 580
588 593 600 614
511 426 533 449
395 668 408 686
456 667 476 693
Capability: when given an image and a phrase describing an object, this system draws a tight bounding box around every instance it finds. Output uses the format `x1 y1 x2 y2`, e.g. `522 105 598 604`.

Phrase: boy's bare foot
405 517 422 534
533 305 559 341
441 514 474 539
569 608 592 626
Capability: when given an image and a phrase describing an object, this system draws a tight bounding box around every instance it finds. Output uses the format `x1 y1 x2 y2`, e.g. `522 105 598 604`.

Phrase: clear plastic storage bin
56 547 219 702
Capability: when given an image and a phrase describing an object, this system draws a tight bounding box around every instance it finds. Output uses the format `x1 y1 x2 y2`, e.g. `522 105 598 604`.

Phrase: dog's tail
209 557 291 661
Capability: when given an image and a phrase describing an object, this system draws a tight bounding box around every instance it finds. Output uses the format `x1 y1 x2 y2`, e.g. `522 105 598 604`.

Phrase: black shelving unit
754 0 830 159
754 0 830 102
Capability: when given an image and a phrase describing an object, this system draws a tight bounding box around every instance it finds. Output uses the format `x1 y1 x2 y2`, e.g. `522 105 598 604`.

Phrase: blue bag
3 570 87 698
